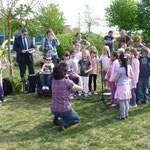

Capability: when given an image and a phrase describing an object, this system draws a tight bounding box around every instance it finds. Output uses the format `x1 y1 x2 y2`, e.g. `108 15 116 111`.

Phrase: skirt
115 85 132 100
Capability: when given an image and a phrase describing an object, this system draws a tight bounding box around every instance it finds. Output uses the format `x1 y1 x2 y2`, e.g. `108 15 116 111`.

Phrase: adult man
104 30 115 52
13 28 35 79
118 30 132 49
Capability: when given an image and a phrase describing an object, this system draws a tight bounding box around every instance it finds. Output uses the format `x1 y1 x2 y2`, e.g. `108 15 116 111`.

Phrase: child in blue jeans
40 56 54 91
137 47 150 104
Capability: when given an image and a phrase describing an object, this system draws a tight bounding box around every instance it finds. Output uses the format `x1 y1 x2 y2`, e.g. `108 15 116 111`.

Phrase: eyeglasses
46 59 52 61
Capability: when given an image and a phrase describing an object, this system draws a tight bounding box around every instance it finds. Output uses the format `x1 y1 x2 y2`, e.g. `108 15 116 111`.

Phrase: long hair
103 46 110 58
82 50 91 60
118 53 128 77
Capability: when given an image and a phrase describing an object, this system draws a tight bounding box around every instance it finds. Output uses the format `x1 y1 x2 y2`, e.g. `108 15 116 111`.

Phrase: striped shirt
51 78 74 112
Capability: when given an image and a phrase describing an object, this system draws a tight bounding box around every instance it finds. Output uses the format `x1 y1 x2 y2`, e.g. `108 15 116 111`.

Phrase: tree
84 4 100 33
105 0 138 32
137 0 150 44
32 3 65 36
0 0 39 76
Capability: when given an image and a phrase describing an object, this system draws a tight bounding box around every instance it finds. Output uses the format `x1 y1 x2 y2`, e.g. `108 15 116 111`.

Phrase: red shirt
51 78 74 112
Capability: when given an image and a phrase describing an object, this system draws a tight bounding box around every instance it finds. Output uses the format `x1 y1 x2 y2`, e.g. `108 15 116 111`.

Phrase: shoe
107 102 112 105
132 104 137 108
77 95 81 100
137 101 142 105
45 86 49 90
116 115 126 120
129 105 133 108
42 86 45 90
0 100 2 104
83 95 88 100
144 101 149 104
71 95 74 99
58 120 65 131
94 91 98 95
88 92 92 96
125 115 129 119
53 117 60 126
2 99 6 102
111 103 117 107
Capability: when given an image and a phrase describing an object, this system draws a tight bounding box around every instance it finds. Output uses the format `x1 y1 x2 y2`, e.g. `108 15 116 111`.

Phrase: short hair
46 28 53 35
70 49 76 55
76 33 81 37
52 63 68 80
141 47 149 55
21 28 28 33
62 51 70 57
108 30 113 34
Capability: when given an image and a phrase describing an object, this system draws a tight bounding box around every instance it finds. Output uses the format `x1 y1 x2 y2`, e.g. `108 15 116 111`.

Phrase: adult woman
134 36 144 48
71 33 90 51
42 29 60 64
51 63 83 131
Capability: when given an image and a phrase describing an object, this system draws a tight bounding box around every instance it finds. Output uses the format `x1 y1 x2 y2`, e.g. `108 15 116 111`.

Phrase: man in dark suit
13 28 35 79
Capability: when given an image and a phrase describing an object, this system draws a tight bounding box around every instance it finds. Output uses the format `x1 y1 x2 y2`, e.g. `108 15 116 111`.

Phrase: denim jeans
40 74 52 87
52 110 80 127
137 77 149 102
52 55 58 65
119 100 129 117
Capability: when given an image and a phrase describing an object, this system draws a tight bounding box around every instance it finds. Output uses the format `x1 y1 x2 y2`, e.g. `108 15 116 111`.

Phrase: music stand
90 60 111 104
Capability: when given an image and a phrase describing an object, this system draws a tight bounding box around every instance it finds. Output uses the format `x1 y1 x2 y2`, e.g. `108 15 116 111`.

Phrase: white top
69 57 79 73
100 55 111 70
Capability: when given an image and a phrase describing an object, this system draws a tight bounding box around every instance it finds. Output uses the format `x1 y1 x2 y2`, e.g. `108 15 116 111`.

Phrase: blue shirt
21 35 28 50
104 35 115 52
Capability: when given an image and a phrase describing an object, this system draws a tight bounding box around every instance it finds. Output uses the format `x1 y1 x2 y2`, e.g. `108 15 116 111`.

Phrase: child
75 43 82 62
125 47 131 55
51 63 83 131
115 53 133 120
88 48 99 95
129 48 139 108
70 49 79 99
100 46 111 92
40 55 54 91
78 50 92 100
137 47 150 104
107 51 120 107
60 51 73 77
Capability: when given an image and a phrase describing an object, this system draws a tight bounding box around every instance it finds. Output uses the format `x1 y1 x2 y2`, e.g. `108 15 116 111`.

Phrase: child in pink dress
74 43 82 62
107 51 120 107
100 46 111 91
115 53 133 120
129 48 139 108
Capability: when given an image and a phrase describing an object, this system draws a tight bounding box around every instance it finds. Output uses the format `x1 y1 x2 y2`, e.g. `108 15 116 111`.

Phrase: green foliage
31 3 65 37
105 0 138 32
56 33 76 58
137 0 150 44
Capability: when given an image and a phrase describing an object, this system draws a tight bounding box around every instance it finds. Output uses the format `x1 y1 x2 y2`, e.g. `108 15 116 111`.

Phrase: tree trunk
88 24 91 33
8 9 13 77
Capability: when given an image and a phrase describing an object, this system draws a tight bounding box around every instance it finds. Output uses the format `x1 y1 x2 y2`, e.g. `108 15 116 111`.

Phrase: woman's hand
72 72 80 78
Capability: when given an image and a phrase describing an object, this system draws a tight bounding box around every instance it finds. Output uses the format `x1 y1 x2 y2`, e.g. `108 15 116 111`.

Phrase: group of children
101 45 150 120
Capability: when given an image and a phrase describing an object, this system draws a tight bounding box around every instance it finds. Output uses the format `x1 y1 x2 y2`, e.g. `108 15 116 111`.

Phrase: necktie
24 38 27 50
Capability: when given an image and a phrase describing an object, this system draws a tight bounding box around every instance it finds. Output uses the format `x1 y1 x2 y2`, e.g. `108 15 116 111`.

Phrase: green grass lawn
0 66 150 150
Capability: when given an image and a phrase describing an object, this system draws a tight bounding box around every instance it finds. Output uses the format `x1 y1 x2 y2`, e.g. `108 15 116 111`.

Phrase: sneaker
116 115 126 120
58 120 65 131
107 102 112 105
144 101 149 104
94 91 98 95
77 95 81 100
0 100 2 104
125 115 129 119
83 95 88 100
111 103 117 107
132 104 137 108
45 86 49 90
71 95 74 99
42 86 46 90
2 99 6 102
53 117 61 126
88 92 92 96
129 105 133 108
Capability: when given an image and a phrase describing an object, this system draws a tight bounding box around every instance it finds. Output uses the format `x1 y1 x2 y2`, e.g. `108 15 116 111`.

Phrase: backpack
3 78 12 96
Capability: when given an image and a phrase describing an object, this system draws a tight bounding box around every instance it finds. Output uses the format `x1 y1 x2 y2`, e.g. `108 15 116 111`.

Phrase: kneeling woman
51 63 83 131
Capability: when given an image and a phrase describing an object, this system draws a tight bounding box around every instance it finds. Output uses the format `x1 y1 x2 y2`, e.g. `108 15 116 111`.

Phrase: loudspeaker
28 74 37 93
